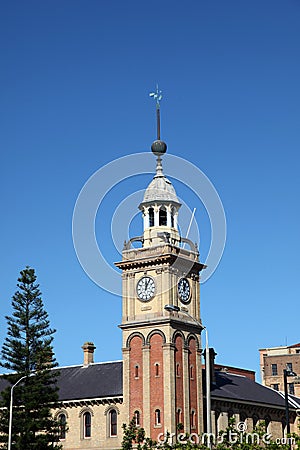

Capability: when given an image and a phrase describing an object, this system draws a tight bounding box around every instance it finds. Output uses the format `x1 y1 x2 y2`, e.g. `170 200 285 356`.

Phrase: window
264 416 270 433
155 409 161 426
134 410 140 426
149 208 154 227
190 365 194 379
134 364 139 378
296 349 300 354
83 411 91 438
176 363 180 377
159 207 167 226
190 410 196 429
58 413 66 440
252 415 258 428
271 364 278 376
288 383 295 395
287 362 293 372
109 409 117 436
272 384 279 391
155 363 159 377
176 409 182 425
171 207 175 228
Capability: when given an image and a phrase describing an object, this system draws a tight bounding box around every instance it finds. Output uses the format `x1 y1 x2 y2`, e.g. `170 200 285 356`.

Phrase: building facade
259 344 300 396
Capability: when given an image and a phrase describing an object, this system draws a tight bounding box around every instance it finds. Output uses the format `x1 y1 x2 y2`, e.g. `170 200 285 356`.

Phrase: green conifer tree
0 267 62 449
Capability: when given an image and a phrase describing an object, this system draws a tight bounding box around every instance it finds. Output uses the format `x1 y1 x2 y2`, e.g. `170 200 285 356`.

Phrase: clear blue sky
1 0 299 380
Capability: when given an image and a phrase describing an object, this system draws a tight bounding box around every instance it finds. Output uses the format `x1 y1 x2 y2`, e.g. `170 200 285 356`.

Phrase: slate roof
0 362 299 410
0 361 123 402
210 370 300 409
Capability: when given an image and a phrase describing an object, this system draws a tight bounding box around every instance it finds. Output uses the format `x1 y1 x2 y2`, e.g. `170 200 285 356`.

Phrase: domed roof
142 174 179 204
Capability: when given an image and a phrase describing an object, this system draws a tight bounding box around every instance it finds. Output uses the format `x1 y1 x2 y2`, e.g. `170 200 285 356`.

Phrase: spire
149 84 167 160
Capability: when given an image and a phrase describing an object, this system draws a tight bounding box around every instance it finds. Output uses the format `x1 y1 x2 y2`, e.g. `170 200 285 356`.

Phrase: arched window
134 410 140 426
159 207 167 226
134 364 139 378
155 409 161 426
109 409 117 436
149 208 154 227
190 410 196 429
176 408 182 425
83 411 91 438
252 414 258 429
155 363 159 377
171 208 175 228
190 365 194 379
264 416 271 433
58 413 66 440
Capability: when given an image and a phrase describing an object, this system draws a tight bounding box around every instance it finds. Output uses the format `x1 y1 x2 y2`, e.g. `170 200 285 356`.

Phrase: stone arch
54 408 69 420
78 406 94 418
146 329 166 345
172 329 185 344
126 331 146 348
104 405 120 416
186 333 200 350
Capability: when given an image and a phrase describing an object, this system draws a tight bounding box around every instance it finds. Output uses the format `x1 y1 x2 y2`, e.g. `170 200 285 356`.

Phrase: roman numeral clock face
178 278 191 304
136 276 155 301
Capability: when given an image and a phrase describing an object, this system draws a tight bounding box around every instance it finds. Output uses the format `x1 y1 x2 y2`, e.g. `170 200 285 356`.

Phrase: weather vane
149 84 163 140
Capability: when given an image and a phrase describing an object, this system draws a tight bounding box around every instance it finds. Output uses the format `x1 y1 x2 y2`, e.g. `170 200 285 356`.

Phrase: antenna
149 84 163 140
183 208 196 249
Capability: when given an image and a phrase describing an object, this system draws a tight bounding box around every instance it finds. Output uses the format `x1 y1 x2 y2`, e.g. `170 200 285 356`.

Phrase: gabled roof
0 361 299 411
209 370 297 409
0 361 123 402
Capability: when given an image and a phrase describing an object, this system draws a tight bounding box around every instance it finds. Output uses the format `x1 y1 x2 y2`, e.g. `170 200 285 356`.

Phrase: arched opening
134 364 139 378
83 411 91 438
159 207 167 226
109 409 117 436
149 208 154 227
155 363 159 377
155 409 161 426
190 410 196 429
58 413 66 440
134 410 140 426
171 207 175 228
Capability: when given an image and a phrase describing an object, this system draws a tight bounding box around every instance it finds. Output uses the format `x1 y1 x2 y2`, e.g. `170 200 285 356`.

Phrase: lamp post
283 367 297 437
8 373 35 450
164 305 211 448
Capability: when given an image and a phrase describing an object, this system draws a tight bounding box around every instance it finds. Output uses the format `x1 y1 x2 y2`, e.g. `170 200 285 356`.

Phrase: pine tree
0 267 62 449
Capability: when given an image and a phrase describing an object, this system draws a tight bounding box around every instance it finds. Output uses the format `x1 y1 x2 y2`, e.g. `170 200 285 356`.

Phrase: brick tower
115 96 205 442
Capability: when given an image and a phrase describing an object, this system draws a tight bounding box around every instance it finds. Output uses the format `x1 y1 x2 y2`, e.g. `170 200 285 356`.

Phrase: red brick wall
174 334 184 429
188 337 198 434
150 333 164 439
129 335 143 426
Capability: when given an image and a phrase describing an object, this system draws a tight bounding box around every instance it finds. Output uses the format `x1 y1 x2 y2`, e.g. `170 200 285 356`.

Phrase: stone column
163 342 176 440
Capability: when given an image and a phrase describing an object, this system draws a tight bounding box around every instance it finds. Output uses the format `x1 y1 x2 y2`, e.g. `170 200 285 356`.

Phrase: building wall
54 401 126 450
260 344 300 396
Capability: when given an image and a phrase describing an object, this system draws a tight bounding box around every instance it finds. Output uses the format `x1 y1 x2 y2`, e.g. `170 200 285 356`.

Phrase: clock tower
115 96 206 441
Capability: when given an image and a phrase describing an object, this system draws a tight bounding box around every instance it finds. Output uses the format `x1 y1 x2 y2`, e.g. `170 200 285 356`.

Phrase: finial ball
151 140 167 156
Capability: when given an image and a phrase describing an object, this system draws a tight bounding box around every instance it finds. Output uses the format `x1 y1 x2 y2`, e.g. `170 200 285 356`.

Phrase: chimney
82 342 96 366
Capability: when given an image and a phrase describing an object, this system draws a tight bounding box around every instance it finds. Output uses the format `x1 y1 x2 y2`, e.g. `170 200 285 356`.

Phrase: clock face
178 278 191 304
136 276 155 301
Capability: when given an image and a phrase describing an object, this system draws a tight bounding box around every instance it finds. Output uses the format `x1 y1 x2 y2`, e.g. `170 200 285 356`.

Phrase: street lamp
8 373 35 450
283 367 297 437
164 305 211 448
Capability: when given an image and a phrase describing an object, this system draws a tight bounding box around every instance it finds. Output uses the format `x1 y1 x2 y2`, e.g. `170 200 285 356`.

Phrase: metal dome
141 173 180 204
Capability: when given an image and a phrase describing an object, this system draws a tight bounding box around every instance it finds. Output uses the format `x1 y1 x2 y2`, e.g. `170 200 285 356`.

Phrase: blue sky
1 0 299 379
